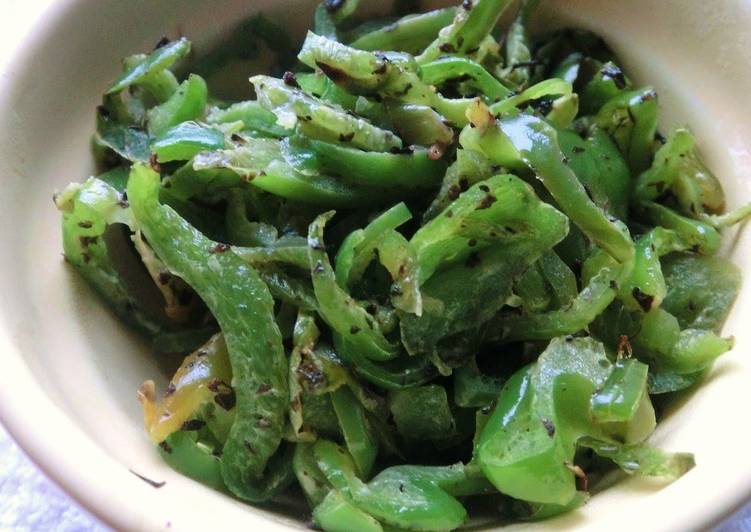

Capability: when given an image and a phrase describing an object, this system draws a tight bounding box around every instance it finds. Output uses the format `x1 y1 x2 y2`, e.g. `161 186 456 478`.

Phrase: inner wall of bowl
1 0 751 530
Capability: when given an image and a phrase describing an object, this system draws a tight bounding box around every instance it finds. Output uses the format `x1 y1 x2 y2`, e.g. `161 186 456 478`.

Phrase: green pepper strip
461 113 635 264
148 74 208 137
294 442 332 508
289 136 447 190
159 431 226 491
127 164 289 502
421 57 513 101
595 87 658 174
55 177 165 336
150 121 225 163
206 100 289 138
580 438 694 479
233 243 310 270
417 0 514 64
184 137 391 207
309 212 399 362
121 53 179 102
618 227 689 312
335 202 412 287
298 32 473 127
477 337 658 506
251 75 403 152
314 440 489 531
633 201 721 255
333 333 436 390
490 262 626 342
348 8 457 54
499 0 539 89
591 359 649 423
402 174 569 355
489 79 573 115
331 386 378 478
107 38 191 94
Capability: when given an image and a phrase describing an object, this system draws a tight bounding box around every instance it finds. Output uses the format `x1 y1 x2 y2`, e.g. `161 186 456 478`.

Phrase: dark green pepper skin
477 337 656 506
128 164 290 502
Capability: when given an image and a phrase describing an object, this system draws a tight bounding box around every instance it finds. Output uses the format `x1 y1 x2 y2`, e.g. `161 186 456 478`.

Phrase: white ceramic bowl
1 1 750 530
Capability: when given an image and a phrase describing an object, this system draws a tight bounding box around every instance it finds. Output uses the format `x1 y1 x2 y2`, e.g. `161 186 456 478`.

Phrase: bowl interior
1 0 751 530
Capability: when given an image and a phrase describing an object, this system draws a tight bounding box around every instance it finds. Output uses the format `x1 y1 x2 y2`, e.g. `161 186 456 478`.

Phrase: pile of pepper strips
55 0 749 529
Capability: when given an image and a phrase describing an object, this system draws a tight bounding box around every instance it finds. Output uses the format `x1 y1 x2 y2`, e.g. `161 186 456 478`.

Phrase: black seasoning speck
77 220 93 229
465 252 481 268
210 243 230 254
478 194 497 209
439 43 456 53
158 441 172 454
215 389 237 411
542 418 555 437
282 70 300 88
153 36 171 50
350 325 361 334
631 287 654 312
447 185 461 200
181 419 206 431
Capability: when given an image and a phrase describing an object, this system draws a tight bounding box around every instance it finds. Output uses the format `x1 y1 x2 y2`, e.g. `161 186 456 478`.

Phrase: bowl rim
1 1 751 531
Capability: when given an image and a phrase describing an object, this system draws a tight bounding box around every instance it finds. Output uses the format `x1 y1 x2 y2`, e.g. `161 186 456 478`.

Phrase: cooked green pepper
128 164 289 502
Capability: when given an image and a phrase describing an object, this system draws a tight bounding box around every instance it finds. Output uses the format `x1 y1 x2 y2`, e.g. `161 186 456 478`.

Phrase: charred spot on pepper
428 144 445 160
181 419 206 431
244 440 258 454
165 383 177 396
465 252 481 268
338 132 355 143
600 63 627 89
447 185 461 200
215 389 237 411
282 70 300 88
313 261 325 274
231 133 248 145
572 146 585 154
478 194 497 209
149 153 162 172
631 287 655 312
315 61 351 85
350 325 361 335
439 43 456 54
152 36 171 50
158 441 173 454
210 243 230 253
79 235 99 248
77 220 94 229
541 418 555 437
